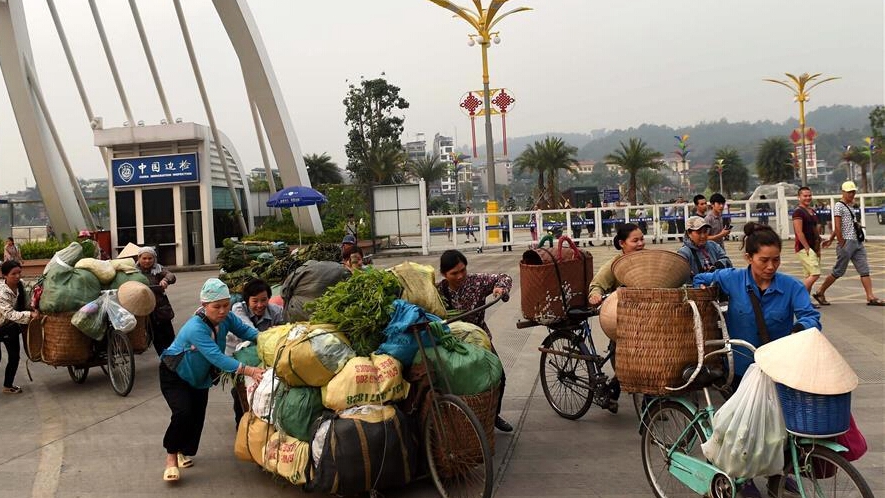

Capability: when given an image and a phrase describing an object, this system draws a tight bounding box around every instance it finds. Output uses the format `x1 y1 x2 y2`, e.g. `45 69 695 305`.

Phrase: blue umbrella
266 186 327 245
266 185 327 208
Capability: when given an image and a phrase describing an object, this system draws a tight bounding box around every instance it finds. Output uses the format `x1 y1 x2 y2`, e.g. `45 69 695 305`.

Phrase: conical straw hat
118 243 141 259
611 250 690 288
117 281 156 317
599 289 619 341
755 328 858 395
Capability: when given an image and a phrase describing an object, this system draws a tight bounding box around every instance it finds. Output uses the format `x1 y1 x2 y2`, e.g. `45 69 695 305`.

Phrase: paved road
1 240 882 497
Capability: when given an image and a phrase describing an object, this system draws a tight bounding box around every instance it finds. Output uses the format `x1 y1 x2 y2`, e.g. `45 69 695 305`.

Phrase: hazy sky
1 0 883 193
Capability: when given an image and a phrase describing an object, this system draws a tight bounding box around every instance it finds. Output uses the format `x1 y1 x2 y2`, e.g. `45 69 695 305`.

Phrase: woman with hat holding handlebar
135 246 177 355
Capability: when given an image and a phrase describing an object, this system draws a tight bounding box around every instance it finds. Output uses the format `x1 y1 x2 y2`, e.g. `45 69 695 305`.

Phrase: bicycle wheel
775 444 873 498
107 329 134 396
539 329 594 419
425 393 493 498
641 400 708 498
67 365 89 384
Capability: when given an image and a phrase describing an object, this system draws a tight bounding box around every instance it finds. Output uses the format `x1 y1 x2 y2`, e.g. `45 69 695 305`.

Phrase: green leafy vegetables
306 268 402 356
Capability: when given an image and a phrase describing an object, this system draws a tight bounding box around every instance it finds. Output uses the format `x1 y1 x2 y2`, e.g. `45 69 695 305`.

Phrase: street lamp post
715 158 725 194
764 72 839 186
428 0 530 203
864 137 876 192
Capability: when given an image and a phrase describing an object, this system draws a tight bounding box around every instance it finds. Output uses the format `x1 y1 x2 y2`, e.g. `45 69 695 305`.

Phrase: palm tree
407 154 448 201
756 137 794 184
841 146 867 190
450 153 469 211
366 143 406 184
604 138 663 205
708 147 749 197
514 136 579 208
636 169 667 204
304 153 343 185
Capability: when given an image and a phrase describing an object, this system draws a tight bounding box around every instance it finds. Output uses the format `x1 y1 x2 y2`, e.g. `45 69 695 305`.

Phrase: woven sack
615 287 722 395
41 312 92 366
128 316 149 354
519 236 593 324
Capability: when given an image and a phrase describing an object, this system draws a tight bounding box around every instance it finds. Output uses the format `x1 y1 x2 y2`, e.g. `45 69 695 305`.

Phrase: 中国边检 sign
112 153 199 188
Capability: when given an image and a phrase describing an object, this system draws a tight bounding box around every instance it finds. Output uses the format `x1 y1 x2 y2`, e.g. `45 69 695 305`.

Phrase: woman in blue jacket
159 278 265 482
677 216 732 280
693 223 820 383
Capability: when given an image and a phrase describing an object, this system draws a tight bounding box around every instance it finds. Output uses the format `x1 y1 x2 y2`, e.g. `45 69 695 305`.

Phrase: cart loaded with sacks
231 263 503 498
24 241 158 397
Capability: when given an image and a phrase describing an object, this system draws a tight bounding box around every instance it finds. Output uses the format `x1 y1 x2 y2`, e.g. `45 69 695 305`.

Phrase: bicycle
640 338 873 498
517 303 621 419
408 295 504 498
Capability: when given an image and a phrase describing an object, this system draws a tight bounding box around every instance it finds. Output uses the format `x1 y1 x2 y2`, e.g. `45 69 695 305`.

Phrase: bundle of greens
306 268 401 356
216 239 289 272
292 243 341 266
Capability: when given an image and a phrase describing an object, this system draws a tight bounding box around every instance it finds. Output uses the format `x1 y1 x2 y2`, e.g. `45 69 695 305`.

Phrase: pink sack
836 415 867 462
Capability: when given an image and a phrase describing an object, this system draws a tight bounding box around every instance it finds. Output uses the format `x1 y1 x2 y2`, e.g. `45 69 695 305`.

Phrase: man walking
792 187 822 305
813 181 884 306
704 193 731 251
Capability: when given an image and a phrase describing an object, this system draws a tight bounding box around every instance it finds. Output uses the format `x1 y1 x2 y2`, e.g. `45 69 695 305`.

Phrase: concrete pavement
1 240 882 497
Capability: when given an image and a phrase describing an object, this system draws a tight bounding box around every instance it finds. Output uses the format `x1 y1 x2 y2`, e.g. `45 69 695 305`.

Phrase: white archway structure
0 0 321 236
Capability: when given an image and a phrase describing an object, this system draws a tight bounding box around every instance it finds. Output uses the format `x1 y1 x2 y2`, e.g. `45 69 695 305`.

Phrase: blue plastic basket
775 383 851 437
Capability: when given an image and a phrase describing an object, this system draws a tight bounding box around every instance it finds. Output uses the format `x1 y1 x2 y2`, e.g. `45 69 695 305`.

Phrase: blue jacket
677 239 732 281
161 313 258 389
693 267 820 376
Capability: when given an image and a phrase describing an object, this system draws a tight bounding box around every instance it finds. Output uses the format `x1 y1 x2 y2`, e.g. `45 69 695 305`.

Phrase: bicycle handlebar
442 294 505 326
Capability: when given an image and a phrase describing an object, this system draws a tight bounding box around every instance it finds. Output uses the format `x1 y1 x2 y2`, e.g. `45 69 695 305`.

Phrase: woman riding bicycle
436 249 513 432
692 223 821 497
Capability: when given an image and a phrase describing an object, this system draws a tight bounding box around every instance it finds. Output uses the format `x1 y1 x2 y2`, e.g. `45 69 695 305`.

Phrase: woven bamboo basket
41 312 92 366
615 287 722 395
611 250 690 288
421 384 500 477
128 316 149 354
25 320 43 362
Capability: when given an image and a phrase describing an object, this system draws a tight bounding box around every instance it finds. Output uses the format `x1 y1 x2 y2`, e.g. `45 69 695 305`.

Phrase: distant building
405 133 427 163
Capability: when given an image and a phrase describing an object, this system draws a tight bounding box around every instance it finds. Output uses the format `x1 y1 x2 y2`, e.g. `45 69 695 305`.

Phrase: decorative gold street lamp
715 158 725 194
763 72 839 186
428 0 530 203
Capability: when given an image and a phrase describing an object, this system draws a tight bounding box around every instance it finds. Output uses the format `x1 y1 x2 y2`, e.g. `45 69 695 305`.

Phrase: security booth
94 122 254 266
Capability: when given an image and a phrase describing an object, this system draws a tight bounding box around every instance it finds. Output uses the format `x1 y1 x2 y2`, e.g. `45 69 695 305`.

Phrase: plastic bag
701 364 786 479
72 292 110 340
106 292 137 333
376 299 446 366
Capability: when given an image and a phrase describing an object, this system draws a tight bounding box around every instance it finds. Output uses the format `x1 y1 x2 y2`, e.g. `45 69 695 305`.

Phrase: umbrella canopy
266 185 327 208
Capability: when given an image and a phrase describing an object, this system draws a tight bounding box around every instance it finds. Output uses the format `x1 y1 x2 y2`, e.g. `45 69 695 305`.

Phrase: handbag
836 415 867 462
837 202 865 243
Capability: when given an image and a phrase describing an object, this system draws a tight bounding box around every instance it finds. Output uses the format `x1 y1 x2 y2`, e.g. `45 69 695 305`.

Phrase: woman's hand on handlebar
589 294 603 306
492 287 508 301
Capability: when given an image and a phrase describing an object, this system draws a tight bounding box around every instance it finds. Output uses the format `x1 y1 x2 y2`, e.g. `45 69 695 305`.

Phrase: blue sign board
112 153 199 188
603 189 620 204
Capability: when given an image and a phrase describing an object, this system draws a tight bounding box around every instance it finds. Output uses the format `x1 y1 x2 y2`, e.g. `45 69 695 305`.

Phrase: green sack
108 270 150 290
413 342 503 396
233 344 262 367
273 386 324 442
39 268 102 313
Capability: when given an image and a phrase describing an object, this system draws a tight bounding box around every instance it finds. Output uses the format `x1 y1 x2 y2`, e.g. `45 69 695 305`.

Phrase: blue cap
342 235 356 245
200 278 231 303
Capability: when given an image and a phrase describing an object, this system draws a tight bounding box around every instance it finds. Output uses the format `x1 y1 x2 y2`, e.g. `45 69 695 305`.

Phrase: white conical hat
599 289 618 341
118 243 141 259
755 328 858 395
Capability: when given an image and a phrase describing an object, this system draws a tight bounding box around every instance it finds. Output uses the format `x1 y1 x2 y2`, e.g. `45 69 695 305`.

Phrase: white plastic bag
250 368 284 421
701 364 786 478
106 292 137 333
72 292 111 340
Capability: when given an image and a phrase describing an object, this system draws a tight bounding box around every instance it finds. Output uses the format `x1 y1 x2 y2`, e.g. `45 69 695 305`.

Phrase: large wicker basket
421 384 500 477
615 287 722 395
41 312 92 366
128 316 149 354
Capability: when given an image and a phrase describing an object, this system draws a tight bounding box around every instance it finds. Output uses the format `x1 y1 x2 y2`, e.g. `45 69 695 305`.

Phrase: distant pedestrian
792 187 822 301
344 213 358 243
757 195 771 225
813 181 884 307
500 201 512 252
583 201 595 246
3 238 22 264
704 193 731 251
675 196 687 233
464 206 478 243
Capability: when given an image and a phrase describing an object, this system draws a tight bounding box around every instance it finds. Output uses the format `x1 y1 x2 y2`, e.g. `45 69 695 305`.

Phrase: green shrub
20 238 69 260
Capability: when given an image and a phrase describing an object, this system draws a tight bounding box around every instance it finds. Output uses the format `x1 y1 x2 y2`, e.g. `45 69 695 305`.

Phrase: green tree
513 143 545 204
407 154 447 202
636 169 671 204
708 147 749 197
366 143 407 184
304 153 343 185
343 77 409 183
756 137 795 184
514 136 579 208
604 138 663 205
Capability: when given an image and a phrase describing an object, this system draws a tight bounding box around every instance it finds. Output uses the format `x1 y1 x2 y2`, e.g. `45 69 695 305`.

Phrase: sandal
2 386 23 394
163 466 180 482
812 293 830 306
867 298 885 306
177 453 193 468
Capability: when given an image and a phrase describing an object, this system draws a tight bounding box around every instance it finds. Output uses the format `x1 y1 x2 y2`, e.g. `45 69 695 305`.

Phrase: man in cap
813 181 884 306
341 234 356 253
677 216 732 280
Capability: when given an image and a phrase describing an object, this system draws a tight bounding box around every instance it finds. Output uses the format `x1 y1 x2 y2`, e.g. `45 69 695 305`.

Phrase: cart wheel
107 329 134 396
425 393 493 498
100 364 109 376
67 365 89 384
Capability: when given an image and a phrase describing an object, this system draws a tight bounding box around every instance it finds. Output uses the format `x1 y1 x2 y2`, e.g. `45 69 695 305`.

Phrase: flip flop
812 293 830 306
867 298 885 306
163 466 180 482
177 453 193 468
